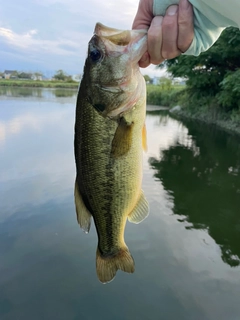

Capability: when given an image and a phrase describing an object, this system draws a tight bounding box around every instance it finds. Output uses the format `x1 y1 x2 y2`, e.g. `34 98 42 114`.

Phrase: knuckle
162 51 178 60
178 18 189 27
148 27 161 44
148 32 159 44
178 34 194 52
163 18 176 29
178 42 187 52
150 58 164 65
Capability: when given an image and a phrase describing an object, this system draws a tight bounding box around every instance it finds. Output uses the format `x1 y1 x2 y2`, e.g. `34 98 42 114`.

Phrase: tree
162 27 240 111
159 76 172 91
34 72 42 76
10 71 19 78
53 69 70 81
143 74 151 83
18 72 32 79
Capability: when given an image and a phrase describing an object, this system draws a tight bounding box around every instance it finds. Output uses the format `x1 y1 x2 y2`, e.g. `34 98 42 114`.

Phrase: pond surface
0 87 240 320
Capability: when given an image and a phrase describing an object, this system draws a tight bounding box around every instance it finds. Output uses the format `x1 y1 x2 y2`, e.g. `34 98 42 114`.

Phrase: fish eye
90 48 102 62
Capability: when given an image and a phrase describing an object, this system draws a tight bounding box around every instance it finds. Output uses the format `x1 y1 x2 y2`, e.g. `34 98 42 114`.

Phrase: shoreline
170 108 240 136
0 80 79 89
1 82 239 136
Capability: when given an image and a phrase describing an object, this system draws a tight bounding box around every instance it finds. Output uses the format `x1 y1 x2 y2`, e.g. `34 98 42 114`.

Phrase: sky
0 0 165 78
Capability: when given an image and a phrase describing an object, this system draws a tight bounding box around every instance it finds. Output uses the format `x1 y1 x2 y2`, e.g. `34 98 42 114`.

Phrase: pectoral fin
142 123 147 152
111 117 133 158
128 190 149 224
74 180 92 233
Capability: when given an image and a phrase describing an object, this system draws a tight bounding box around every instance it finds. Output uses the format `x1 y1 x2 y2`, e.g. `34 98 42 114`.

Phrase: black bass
74 22 149 283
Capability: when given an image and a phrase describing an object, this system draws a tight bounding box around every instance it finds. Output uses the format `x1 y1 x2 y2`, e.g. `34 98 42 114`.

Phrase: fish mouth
94 22 147 61
90 23 147 119
96 80 130 93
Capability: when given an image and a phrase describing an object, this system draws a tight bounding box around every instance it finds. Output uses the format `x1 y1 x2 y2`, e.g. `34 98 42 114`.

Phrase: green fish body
74 23 149 283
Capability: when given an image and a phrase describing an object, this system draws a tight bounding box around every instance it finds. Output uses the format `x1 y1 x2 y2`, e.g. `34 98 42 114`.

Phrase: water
0 87 240 320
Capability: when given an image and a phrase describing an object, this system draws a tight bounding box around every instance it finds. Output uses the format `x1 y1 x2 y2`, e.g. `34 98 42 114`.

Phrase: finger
139 52 151 68
161 5 181 59
147 16 164 65
132 0 153 30
132 0 153 67
178 0 194 52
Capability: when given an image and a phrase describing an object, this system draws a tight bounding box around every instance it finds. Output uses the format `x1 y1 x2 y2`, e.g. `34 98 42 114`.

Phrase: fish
74 22 149 283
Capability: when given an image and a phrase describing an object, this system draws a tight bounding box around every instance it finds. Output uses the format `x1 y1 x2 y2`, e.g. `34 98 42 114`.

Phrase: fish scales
74 22 149 283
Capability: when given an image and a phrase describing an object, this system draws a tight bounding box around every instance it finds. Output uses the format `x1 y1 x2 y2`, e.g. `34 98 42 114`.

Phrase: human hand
132 0 194 67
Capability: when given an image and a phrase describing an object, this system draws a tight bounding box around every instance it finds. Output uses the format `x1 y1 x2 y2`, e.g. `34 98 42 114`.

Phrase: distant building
4 70 17 79
31 74 43 81
172 77 186 85
152 76 161 85
19 72 43 81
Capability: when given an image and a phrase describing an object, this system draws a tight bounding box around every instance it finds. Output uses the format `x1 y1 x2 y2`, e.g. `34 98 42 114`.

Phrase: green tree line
163 27 240 126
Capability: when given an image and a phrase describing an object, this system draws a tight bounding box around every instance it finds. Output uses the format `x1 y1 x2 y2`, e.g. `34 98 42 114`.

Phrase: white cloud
141 64 168 78
0 107 72 145
0 27 84 56
0 0 169 76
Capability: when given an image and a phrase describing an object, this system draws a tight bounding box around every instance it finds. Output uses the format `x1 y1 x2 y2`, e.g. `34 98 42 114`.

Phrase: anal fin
128 190 149 224
74 180 92 233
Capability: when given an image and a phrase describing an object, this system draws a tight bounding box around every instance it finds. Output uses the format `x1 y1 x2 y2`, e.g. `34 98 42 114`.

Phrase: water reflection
149 113 240 267
0 94 75 224
1 93 240 319
54 89 77 97
0 87 77 99
0 87 43 97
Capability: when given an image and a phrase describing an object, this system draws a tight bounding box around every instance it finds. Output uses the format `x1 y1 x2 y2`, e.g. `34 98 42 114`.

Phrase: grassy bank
146 84 240 135
146 84 185 107
172 103 240 135
169 91 240 135
0 79 79 88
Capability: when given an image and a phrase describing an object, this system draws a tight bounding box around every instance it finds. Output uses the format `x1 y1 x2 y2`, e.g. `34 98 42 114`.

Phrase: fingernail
167 5 178 15
180 0 190 9
152 16 163 27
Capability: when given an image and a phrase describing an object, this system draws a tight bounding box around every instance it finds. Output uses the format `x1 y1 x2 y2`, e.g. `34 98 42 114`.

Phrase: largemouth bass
74 22 149 283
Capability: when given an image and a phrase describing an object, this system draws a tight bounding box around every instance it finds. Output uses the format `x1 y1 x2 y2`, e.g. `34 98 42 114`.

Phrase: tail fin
96 246 135 284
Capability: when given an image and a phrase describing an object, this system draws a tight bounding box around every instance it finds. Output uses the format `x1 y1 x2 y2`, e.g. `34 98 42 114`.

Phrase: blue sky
0 0 164 78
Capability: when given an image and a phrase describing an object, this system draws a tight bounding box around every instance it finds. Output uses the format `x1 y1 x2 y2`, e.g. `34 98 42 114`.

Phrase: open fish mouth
94 22 147 62
86 22 147 119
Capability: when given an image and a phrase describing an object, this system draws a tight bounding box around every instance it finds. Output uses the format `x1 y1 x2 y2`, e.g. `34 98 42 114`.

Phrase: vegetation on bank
162 27 240 133
0 79 79 89
146 83 184 107
0 69 80 88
